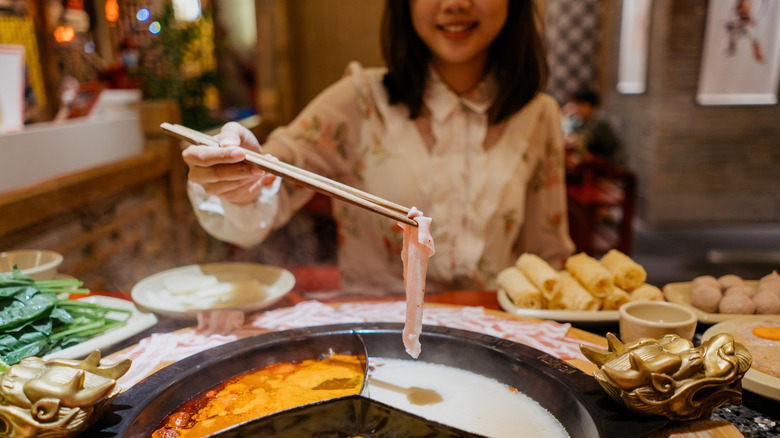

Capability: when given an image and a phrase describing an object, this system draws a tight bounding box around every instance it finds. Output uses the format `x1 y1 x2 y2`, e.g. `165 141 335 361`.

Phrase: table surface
98 287 777 438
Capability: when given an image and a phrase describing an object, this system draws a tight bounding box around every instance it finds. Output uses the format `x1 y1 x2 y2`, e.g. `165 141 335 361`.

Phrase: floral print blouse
189 62 574 293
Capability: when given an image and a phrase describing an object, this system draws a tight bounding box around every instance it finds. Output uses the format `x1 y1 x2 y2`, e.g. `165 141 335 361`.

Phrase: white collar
422 66 497 122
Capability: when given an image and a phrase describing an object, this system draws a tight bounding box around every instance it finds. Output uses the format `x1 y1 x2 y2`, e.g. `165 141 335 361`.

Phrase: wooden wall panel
602 0 780 225
286 0 384 115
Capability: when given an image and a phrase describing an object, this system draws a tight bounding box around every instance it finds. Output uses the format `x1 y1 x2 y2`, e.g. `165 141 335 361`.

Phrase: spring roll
600 249 647 291
516 253 561 300
564 252 614 298
550 272 600 311
497 267 544 309
629 283 665 301
602 286 631 310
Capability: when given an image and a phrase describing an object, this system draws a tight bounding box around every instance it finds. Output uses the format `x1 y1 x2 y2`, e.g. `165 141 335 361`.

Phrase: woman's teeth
440 23 477 33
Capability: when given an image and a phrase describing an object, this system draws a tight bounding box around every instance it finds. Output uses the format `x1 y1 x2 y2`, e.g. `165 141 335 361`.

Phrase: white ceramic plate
43 295 158 360
702 318 780 402
497 288 619 323
131 262 296 319
663 281 780 324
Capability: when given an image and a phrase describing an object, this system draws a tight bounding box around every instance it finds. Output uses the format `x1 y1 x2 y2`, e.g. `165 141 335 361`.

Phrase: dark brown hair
381 0 548 124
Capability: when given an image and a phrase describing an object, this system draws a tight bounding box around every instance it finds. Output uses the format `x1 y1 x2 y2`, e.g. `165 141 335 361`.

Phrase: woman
183 0 574 292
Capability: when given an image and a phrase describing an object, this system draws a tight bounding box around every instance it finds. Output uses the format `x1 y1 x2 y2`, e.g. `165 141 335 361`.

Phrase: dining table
93 265 778 438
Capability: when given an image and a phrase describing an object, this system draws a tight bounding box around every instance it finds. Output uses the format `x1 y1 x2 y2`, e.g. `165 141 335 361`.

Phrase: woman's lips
438 22 478 38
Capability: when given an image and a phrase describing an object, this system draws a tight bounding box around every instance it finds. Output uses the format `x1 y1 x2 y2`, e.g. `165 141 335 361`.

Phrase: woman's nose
441 0 472 12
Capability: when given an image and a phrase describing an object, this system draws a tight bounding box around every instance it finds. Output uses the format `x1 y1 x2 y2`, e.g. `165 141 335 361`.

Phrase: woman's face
410 0 508 71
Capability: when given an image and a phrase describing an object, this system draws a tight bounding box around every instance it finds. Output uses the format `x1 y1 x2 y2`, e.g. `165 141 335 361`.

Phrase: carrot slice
752 326 780 341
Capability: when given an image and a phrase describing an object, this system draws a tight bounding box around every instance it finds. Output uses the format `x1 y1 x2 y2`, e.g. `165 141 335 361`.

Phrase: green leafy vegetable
0 266 131 366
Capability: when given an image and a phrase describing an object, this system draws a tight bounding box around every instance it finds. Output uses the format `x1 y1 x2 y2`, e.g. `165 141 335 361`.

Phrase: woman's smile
411 0 508 92
438 21 479 39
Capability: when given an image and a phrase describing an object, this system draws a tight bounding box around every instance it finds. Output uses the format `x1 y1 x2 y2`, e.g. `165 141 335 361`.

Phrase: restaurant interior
1 0 779 437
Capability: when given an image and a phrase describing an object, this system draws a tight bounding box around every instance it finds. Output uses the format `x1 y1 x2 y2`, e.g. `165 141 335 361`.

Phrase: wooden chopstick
163 123 411 215
161 122 418 227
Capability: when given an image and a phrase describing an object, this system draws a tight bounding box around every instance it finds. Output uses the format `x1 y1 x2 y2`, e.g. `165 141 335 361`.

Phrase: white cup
619 300 697 343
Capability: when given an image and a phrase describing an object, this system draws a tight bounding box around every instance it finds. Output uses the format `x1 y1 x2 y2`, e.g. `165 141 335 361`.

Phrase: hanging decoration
696 0 780 105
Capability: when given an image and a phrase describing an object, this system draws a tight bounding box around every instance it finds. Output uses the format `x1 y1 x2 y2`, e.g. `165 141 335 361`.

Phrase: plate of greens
41 295 157 360
0 267 157 366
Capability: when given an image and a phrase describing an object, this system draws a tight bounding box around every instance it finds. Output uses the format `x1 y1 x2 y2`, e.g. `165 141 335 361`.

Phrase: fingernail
229 148 244 159
221 136 240 147
262 175 278 186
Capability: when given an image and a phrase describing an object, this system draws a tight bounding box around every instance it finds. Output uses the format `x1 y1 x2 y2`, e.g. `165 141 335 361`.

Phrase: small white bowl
0 250 63 280
619 300 697 343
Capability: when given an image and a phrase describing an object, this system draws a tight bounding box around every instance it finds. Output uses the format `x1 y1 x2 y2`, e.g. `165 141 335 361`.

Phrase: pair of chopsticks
161 122 417 227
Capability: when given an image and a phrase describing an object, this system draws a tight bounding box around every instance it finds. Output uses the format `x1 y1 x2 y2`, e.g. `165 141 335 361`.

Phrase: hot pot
89 323 667 437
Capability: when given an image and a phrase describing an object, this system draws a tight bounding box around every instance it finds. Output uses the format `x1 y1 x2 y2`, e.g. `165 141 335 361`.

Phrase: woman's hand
182 122 277 205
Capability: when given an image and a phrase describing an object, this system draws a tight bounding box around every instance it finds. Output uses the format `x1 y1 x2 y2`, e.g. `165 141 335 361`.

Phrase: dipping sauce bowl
619 300 697 343
0 249 63 280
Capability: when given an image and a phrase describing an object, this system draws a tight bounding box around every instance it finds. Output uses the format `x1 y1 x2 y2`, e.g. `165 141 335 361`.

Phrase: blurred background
1 0 779 291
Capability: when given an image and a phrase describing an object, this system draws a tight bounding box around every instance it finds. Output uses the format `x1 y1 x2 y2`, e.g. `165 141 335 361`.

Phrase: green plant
134 3 220 130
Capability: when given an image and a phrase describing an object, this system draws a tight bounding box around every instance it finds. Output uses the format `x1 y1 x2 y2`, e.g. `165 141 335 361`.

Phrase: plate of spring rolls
497 250 665 324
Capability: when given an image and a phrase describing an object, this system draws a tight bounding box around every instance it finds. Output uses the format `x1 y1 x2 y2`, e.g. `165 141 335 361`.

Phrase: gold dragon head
580 333 752 420
0 350 130 437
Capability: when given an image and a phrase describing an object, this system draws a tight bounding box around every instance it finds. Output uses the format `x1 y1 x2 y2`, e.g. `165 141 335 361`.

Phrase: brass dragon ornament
581 332 752 420
0 350 131 437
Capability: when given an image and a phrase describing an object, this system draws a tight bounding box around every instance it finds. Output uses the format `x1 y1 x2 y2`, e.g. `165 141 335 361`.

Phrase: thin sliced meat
400 207 435 358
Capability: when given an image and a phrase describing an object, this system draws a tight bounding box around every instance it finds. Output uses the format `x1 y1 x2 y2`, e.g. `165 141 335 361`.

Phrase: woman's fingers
200 175 255 195
183 145 266 183
182 123 278 204
195 169 272 204
219 179 268 203
188 161 262 185
216 173 278 204
218 122 262 153
182 144 245 167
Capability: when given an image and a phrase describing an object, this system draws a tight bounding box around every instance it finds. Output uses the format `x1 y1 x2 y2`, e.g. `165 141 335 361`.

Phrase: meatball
692 275 720 290
759 270 780 284
690 284 722 313
753 291 780 314
757 278 780 299
718 293 755 314
723 284 756 298
717 274 744 290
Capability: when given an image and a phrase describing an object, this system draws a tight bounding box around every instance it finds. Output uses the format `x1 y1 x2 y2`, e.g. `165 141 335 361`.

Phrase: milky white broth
366 358 570 438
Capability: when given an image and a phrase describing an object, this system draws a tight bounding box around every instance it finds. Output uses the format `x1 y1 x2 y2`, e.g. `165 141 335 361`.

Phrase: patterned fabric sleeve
186 178 280 248
260 67 366 223
188 66 366 247
516 95 575 269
